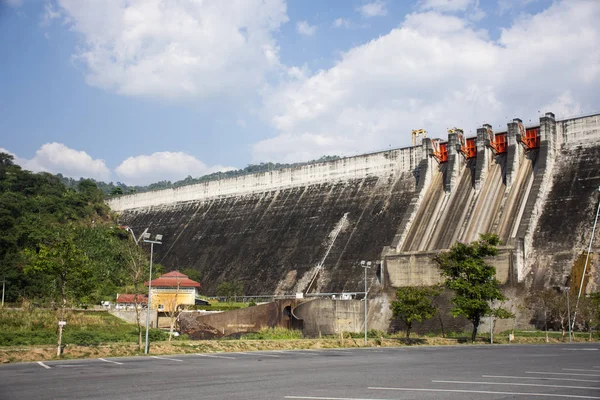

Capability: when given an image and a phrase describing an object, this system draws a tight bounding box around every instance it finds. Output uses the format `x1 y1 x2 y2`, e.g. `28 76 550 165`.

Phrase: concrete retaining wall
384 248 512 287
293 299 364 337
109 309 158 328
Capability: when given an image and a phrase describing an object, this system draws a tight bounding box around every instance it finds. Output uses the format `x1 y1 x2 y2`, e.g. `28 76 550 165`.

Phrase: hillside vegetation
0 152 151 306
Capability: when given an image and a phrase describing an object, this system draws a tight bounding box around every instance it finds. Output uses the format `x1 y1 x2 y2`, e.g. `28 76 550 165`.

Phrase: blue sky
1 0 598 185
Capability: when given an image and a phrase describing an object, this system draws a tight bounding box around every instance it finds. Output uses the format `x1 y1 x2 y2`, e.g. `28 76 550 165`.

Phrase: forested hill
0 152 151 305
57 155 341 196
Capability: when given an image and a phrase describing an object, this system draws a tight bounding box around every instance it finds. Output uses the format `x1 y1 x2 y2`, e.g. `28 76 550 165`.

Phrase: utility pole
361 260 372 345
566 287 572 343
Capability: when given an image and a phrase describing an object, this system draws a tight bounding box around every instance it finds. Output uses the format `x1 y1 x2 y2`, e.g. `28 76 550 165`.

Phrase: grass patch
0 308 168 346
240 327 303 340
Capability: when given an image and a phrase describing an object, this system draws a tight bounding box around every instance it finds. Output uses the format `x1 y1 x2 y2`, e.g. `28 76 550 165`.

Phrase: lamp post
143 233 162 354
572 185 600 331
360 260 372 345
563 286 572 343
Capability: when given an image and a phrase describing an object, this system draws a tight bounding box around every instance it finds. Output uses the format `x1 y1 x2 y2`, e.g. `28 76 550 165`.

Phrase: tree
166 275 182 341
391 286 441 338
527 289 557 343
24 226 93 356
110 187 124 196
121 240 150 351
216 281 244 301
434 233 509 342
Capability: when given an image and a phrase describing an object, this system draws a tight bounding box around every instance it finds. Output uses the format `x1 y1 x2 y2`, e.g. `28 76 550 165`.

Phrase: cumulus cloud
357 1 387 18
296 20 317 36
115 151 234 185
254 0 600 163
55 0 288 100
3 143 111 180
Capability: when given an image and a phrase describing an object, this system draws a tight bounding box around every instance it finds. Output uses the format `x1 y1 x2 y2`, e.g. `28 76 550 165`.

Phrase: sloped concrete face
528 144 600 292
118 173 418 295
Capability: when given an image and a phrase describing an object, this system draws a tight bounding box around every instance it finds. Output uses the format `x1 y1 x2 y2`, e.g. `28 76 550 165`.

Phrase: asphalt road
1 343 600 399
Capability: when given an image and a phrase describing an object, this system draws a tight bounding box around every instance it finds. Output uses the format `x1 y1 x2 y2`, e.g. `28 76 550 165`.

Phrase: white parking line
194 354 236 360
368 387 600 399
37 361 51 369
527 372 600 377
564 369 600 373
150 356 183 362
562 348 599 351
482 375 600 383
98 358 123 365
286 397 388 400
432 380 600 390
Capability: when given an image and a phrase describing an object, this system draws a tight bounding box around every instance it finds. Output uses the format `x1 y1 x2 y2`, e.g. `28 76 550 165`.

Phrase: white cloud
333 18 352 28
55 0 288 100
115 151 234 185
254 0 600 163
4 143 111 180
296 20 317 36
357 1 387 18
40 3 61 26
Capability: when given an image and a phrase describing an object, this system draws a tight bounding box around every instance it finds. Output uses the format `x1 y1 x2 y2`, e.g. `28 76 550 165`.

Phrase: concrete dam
109 112 600 334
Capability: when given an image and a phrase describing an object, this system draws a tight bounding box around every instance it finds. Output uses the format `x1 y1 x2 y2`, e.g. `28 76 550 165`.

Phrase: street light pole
1 277 5 308
565 287 572 343
143 233 162 355
361 260 372 346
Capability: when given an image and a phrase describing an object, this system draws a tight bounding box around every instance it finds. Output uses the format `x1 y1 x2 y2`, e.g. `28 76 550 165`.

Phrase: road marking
527 372 600 377
150 356 183 362
37 361 51 369
564 369 600 373
562 348 599 351
483 375 600 383
98 358 123 365
194 354 236 360
231 351 280 357
286 397 392 400
432 380 600 390
368 387 600 399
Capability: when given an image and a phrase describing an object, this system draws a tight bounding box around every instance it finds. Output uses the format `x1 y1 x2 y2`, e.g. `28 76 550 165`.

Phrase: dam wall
111 112 600 310
108 146 424 211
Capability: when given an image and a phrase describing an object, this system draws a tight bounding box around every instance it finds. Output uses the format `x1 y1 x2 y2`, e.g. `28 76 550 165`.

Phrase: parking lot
1 343 599 399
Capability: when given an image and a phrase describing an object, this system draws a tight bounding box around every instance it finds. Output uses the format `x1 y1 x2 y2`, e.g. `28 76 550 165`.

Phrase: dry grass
2 333 597 364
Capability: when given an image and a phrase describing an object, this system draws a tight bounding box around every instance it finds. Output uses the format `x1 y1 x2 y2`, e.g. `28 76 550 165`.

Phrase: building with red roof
115 293 147 310
145 271 201 312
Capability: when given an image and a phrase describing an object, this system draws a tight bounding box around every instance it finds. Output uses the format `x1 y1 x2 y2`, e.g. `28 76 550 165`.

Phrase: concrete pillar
389 138 434 251
506 119 523 190
474 124 492 191
540 112 557 155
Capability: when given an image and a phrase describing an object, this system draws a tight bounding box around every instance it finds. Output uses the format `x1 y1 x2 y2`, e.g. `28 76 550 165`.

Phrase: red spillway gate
458 132 477 159
432 140 448 163
488 126 507 154
521 126 540 150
